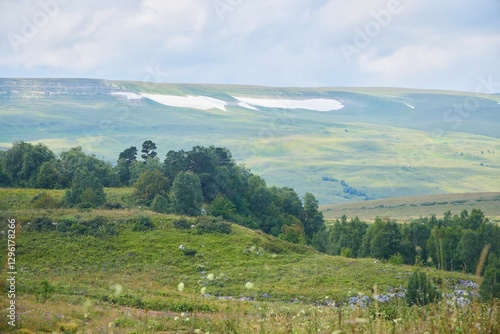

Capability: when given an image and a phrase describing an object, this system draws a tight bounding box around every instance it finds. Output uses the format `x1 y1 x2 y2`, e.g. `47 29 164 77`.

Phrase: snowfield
234 96 344 111
111 92 344 112
141 93 228 111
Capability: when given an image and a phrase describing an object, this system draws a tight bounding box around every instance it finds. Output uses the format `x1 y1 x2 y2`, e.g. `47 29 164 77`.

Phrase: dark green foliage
102 201 123 210
133 216 155 232
151 194 170 213
58 147 118 188
406 271 440 306
327 216 368 257
119 146 138 164
340 247 353 258
35 280 55 303
195 216 232 234
35 160 64 189
479 254 500 301
360 218 401 259
170 171 203 216
209 193 236 219
182 248 198 257
1 141 55 187
55 216 117 237
173 218 192 230
134 169 170 204
28 216 56 232
279 224 307 244
303 192 324 242
31 192 60 209
65 168 106 208
141 140 157 162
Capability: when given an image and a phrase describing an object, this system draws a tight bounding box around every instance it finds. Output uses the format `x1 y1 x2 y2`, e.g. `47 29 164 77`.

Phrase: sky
0 0 499 92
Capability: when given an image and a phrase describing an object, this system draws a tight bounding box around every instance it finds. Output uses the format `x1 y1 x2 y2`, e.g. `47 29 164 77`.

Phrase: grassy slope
1 79 499 205
321 192 500 222
0 188 493 333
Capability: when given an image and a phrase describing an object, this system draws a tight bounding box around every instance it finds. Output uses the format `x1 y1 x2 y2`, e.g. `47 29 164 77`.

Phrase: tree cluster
314 210 499 274
0 141 325 244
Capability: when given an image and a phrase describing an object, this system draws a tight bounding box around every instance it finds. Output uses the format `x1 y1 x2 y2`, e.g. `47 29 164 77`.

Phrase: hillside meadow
0 188 498 333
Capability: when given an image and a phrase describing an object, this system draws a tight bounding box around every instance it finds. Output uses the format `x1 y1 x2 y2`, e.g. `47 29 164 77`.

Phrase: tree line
313 210 500 274
0 141 324 244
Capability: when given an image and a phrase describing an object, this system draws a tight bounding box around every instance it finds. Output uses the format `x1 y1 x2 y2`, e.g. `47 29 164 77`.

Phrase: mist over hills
1 78 499 204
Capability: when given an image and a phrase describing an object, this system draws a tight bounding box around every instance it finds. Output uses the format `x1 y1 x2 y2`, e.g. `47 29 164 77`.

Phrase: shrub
173 218 192 230
103 201 123 210
195 216 232 234
31 192 59 209
27 216 55 232
406 271 440 306
151 194 170 213
341 247 353 258
133 216 155 231
388 253 404 265
182 248 198 257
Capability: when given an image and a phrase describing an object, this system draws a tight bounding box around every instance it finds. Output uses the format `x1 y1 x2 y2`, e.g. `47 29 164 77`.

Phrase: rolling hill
1 78 499 204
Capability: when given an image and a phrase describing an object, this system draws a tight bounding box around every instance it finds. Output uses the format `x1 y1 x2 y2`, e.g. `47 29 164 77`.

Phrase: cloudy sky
0 0 499 92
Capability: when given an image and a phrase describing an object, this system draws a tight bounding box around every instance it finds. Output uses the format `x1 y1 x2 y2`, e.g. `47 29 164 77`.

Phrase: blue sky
0 0 499 92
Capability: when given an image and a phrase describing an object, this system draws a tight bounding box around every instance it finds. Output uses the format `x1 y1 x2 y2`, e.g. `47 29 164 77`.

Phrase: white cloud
0 0 498 91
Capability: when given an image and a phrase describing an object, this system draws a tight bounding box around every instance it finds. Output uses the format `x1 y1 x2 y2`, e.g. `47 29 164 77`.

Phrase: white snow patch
141 93 227 111
233 96 344 111
111 92 143 100
403 102 415 110
237 101 259 110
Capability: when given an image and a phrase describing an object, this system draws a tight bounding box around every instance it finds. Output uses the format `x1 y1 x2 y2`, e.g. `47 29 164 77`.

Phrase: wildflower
245 282 254 289
201 287 207 294
178 282 185 292
207 273 215 280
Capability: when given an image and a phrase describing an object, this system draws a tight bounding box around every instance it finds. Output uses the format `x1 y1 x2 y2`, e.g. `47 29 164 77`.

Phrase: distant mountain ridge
1 78 499 204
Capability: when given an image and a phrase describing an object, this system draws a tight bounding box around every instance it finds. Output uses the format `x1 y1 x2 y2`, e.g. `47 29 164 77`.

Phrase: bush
173 218 192 230
182 248 198 257
388 253 404 265
340 247 353 258
152 194 170 213
103 201 123 210
195 216 232 234
31 192 59 209
406 271 440 306
27 216 55 232
133 216 155 231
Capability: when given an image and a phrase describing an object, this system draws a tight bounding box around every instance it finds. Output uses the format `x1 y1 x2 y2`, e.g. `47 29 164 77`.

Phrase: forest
1 141 499 286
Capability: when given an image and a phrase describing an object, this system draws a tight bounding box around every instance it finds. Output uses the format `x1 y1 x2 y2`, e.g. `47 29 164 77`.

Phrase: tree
119 146 138 164
141 140 157 162
456 230 482 273
134 169 170 204
302 193 324 242
170 172 203 216
279 224 307 244
152 194 170 214
116 146 138 185
2 141 55 187
406 271 439 306
479 254 500 301
360 218 401 259
209 193 236 219
65 168 106 207
35 160 63 189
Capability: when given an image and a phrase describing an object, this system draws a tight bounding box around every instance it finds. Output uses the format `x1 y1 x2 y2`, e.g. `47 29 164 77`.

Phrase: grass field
321 192 500 223
0 188 498 333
